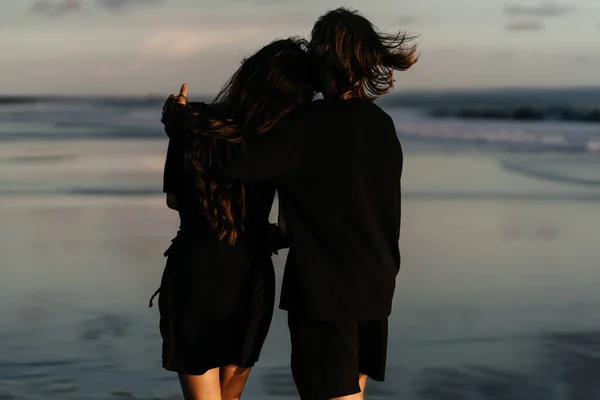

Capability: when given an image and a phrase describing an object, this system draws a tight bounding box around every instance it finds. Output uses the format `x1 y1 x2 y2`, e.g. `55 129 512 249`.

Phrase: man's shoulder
290 98 361 120
350 99 391 116
292 99 327 115
286 100 326 127
351 100 394 127
310 98 389 113
288 98 393 128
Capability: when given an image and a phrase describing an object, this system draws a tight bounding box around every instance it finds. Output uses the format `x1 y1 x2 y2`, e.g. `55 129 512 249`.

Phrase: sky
1 0 599 95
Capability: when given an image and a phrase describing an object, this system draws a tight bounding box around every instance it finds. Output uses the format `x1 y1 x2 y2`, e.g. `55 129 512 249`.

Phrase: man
169 8 418 399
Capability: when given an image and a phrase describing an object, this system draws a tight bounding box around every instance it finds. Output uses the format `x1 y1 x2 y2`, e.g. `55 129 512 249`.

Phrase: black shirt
214 99 403 322
163 102 278 256
162 104 278 318
163 135 208 232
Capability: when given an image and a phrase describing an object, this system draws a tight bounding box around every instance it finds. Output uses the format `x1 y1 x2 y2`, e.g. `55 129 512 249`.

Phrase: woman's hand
173 83 189 106
267 223 291 255
161 83 200 138
162 83 189 121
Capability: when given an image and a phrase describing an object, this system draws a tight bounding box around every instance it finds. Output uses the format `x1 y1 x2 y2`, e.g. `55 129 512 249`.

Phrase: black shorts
287 313 388 399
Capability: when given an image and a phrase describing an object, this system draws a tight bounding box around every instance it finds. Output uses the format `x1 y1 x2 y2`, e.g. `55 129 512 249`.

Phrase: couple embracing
152 7 418 400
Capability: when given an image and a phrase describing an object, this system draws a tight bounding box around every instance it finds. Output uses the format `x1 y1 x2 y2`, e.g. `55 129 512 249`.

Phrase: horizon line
2 85 600 99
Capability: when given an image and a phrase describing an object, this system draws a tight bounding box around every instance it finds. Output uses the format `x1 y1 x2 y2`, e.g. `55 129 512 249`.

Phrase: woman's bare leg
178 369 221 400
330 374 369 400
220 366 252 400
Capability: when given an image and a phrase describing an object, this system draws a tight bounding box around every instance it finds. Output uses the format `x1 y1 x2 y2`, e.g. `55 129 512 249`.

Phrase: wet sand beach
1 137 599 399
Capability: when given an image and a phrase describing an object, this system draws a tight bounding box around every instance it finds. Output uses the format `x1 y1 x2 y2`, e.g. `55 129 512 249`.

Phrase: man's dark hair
310 7 419 100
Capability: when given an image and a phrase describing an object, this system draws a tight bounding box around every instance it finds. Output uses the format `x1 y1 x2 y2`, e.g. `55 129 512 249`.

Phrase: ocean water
1 91 599 399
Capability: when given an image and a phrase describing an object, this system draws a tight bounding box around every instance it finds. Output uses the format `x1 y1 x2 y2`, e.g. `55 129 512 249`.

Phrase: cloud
31 0 83 16
140 27 261 58
504 20 545 31
30 0 162 16
225 0 295 4
503 2 576 17
491 50 516 59
395 16 418 25
254 0 295 4
97 0 162 12
571 54 599 64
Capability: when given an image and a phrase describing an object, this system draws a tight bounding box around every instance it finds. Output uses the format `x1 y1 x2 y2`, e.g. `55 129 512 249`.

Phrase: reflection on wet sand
416 364 545 400
540 331 600 400
79 314 131 341
1 149 599 399
413 330 600 400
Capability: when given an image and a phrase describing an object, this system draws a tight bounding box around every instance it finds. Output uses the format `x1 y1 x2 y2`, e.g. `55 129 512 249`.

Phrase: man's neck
319 80 340 100
316 66 344 100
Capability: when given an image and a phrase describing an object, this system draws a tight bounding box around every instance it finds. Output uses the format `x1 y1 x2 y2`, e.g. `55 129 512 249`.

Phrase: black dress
154 103 280 375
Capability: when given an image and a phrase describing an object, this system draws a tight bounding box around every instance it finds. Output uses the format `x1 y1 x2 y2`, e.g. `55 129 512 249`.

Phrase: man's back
278 99 402 322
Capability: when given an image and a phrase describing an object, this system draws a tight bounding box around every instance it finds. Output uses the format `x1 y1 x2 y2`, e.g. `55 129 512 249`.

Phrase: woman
154 38 314 400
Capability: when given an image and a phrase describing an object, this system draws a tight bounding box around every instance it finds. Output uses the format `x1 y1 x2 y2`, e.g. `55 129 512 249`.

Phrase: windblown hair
186 38 314 245
310 7 419 101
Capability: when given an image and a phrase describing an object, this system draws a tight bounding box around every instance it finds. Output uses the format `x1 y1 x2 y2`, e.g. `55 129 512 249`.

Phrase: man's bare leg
358 374 368 400
330 374 368 400
220 365 252 400
178 369 221 400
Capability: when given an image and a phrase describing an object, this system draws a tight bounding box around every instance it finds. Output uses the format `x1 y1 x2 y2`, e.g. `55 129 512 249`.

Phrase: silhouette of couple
154 7 418 400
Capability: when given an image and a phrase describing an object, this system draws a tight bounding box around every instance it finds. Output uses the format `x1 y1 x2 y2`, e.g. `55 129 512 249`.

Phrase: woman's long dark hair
310 7 419 100
186 38 314 244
